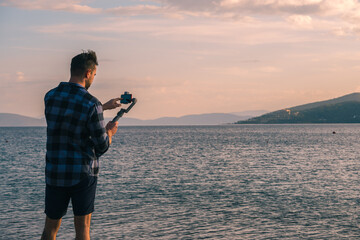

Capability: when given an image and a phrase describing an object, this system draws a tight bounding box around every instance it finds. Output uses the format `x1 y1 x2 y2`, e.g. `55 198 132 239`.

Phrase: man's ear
85 69 91 79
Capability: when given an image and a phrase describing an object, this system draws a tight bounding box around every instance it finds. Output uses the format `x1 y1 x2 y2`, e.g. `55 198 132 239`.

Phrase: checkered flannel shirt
44 82 109 187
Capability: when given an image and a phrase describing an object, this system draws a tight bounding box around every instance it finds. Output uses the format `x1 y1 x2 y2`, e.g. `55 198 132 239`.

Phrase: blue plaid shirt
44 82 109 187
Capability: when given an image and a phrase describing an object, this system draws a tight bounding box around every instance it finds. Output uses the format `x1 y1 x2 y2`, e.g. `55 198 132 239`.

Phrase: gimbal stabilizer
111 97 137 123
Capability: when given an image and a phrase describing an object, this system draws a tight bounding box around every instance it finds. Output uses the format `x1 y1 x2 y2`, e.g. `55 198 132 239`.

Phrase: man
42 50 120 240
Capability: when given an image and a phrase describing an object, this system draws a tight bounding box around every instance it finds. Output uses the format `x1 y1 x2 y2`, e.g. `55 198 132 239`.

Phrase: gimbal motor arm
112 98 137 123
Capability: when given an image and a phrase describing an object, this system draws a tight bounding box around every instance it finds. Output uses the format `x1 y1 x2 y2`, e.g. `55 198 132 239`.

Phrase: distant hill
106 113 251 125
0 111 263 126
0 113 46 126
236 93 360 124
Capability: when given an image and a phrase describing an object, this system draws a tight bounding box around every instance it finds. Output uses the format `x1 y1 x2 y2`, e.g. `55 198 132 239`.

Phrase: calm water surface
1 125 360 239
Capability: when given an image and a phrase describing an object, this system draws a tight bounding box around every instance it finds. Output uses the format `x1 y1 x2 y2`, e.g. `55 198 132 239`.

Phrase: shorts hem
74 209 94 217
45 211 66 220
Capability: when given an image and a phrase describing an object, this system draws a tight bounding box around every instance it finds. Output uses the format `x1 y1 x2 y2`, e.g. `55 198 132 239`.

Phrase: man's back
44 82 109 187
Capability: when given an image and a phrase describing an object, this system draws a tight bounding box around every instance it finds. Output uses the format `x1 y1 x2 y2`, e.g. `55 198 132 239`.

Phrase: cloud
204 65 282 77
3 0 360 20
106 4 165 16
217 0 322 15
0 73 11 82
3 0 360 28
4 0 360 39
16 71 26 82
257 66 282 73
1 0 101 14
158 0 360 34
332 26 352 36
286 14 313 28
34 10 338 45
162 0 357 17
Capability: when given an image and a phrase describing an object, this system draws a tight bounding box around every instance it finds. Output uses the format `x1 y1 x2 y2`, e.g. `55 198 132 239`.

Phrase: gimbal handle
111 98 137 123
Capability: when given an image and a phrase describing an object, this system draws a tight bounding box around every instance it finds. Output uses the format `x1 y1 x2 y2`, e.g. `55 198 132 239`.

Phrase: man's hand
106 121 118 145
103 98 121 111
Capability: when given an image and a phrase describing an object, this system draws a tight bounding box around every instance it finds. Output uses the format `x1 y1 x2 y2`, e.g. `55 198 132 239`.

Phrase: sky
1 0 360 120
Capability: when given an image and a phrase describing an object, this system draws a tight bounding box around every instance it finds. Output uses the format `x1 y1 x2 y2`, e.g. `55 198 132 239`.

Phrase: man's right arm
105 121 118 145
88 103 113 157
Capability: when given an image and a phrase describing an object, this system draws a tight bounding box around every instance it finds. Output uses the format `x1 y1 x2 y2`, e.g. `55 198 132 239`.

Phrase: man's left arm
102 98 121 111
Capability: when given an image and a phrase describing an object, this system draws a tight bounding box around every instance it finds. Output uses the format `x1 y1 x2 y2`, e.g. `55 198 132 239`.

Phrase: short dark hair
70 50 98 77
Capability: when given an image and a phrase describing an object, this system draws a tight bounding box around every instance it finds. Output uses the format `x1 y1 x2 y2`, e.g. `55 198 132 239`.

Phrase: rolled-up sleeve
87 103 109 157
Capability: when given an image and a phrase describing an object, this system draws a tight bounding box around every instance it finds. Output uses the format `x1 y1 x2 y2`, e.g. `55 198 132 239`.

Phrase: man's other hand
103 98 121 111
106 121 118 144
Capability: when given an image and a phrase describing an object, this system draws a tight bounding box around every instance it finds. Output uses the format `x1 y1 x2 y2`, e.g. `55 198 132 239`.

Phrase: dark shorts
45 176 97 219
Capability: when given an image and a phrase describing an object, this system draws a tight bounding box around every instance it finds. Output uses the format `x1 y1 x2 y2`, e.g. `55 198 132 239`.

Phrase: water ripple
1 125 360 239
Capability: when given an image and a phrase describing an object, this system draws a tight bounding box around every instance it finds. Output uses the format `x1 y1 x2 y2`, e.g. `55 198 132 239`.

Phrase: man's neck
69 76 85 88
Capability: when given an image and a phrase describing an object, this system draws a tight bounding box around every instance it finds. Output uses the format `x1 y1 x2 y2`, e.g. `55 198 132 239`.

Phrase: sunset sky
1 0 360 119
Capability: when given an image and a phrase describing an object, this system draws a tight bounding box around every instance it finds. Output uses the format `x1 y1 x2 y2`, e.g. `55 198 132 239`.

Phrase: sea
1 125 360 239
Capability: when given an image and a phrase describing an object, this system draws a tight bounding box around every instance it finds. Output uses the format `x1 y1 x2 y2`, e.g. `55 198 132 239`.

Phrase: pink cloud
1 0 101 14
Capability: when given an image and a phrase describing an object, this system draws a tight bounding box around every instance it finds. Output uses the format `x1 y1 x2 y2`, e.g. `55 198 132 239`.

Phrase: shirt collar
59 82 85 89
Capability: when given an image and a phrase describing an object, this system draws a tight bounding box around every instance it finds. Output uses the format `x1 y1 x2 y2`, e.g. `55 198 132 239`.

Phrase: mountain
107 113 250 125
0 113 46 126
236 93 360 124
0 112 263 127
